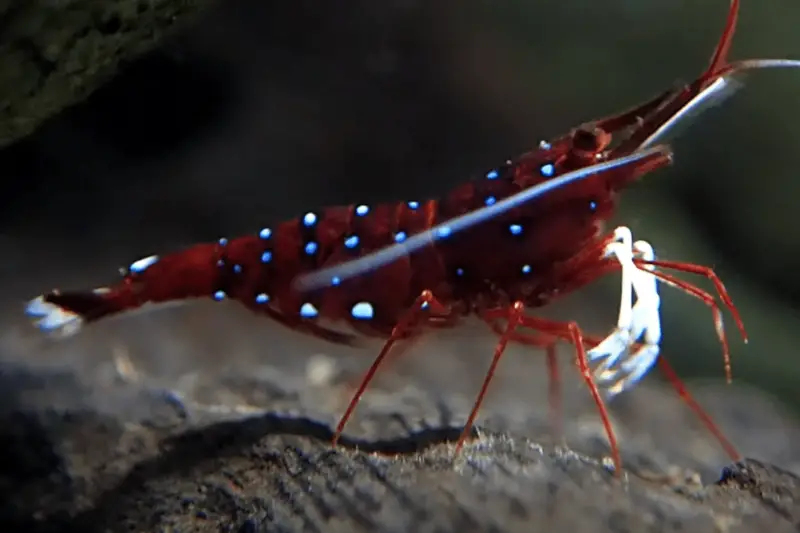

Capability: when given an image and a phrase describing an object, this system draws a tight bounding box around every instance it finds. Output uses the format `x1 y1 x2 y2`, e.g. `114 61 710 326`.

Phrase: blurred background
1 0 800 451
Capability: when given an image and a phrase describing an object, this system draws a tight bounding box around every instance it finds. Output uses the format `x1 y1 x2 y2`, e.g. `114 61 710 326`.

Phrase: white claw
587 227 662 398
24 295 83 337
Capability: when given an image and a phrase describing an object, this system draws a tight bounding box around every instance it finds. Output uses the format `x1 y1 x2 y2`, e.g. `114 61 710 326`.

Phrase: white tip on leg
25 295 83 338
588 227 663 398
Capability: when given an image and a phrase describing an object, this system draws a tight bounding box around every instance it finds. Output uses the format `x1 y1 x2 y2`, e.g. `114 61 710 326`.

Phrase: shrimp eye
572 125 611 155
572 126 602 151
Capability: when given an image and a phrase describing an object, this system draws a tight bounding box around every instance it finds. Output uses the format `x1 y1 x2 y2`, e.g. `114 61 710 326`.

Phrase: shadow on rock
72 412 468 532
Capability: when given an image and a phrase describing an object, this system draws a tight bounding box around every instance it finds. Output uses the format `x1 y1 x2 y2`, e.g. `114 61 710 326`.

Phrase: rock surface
0 0 213 147
1 338 799 533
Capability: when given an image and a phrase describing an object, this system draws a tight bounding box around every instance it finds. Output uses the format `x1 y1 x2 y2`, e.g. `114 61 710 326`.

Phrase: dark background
1 0 800 431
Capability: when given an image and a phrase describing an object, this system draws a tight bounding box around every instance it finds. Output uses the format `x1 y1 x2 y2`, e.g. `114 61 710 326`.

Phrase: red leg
634 258 747 384
657 355 741 461
581 329 740 462
484 319 564 442
480 304 623 475
484 320 630 446
499 309 740 468
337 310 460 407
544 343 562 442
636 258 747 340
331 290 451 446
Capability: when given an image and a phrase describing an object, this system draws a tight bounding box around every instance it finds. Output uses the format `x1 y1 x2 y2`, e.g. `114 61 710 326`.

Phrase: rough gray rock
0 0 213 147
1 345 800 533
67 422 800 533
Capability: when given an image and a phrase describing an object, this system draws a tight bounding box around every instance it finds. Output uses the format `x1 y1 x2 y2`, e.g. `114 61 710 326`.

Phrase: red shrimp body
29 136 648 341
27 0 743 340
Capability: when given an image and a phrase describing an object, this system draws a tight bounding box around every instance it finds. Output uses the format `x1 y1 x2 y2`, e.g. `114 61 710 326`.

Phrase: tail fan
25 289 114 338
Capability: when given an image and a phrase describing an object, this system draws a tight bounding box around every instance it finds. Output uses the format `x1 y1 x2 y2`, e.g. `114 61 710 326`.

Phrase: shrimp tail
26 289 122 337
25 244 223 337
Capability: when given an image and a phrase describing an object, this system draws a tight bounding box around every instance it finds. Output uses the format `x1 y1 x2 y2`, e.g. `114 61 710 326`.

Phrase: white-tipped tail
25 295 83 338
